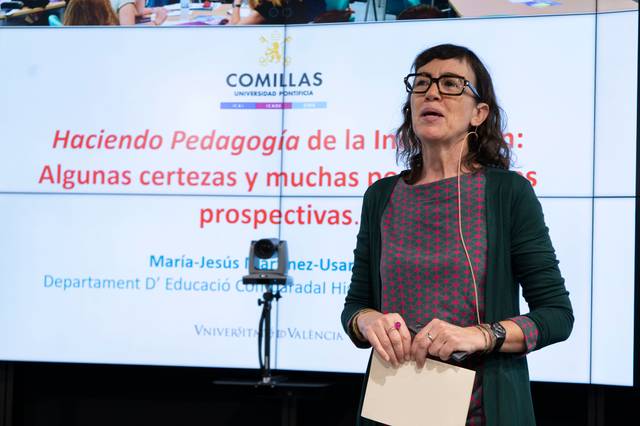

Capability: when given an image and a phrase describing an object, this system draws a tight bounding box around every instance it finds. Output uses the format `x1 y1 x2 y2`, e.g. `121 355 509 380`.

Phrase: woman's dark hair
396 44 510 183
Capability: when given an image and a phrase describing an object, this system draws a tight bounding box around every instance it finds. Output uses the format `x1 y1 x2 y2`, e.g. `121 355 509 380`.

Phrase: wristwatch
233 2 242 7
490 322 506 353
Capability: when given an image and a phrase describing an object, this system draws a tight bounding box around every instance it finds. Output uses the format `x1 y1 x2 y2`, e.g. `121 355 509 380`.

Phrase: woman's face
410 58 488 146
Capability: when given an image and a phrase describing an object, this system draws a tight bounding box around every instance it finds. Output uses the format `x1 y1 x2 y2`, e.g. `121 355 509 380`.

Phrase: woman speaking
341 44 573 426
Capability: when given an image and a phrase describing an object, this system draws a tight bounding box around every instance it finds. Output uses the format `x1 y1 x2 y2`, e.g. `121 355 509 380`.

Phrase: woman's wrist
478 323 497 353
351 308 375 342
473 325 490 353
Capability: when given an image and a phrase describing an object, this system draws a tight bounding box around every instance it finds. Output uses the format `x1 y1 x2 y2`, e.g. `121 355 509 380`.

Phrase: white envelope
362 351 476 426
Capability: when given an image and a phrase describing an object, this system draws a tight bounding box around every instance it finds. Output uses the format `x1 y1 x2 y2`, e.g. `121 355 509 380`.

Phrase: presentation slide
0 8 637 386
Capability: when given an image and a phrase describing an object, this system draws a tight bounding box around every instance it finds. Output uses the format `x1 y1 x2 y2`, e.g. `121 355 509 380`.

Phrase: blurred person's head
397 5 443 20
63 0 119 26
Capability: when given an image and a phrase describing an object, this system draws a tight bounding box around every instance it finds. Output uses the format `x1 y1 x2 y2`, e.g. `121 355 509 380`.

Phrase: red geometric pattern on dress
509 315 540 353
380 172 488 426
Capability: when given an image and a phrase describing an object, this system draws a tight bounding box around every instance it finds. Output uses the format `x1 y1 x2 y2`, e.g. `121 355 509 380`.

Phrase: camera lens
254 239 277 259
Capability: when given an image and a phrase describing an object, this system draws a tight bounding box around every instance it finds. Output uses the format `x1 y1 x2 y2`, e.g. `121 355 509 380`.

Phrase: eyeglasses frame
404 73 481 100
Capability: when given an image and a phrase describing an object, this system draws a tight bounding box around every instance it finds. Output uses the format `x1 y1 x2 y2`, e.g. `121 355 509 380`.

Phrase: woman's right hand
356 311 412 367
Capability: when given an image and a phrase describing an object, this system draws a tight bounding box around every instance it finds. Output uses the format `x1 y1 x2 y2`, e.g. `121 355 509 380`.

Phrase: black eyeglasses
404 73 481 99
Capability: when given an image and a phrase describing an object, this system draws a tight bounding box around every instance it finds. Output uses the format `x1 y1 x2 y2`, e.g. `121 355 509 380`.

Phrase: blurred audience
229 0 326 25
63 0 119 25
110 0 168 25
62 0 167 25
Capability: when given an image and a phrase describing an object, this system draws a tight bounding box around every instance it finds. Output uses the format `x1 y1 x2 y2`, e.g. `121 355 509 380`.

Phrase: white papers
362 352 476 426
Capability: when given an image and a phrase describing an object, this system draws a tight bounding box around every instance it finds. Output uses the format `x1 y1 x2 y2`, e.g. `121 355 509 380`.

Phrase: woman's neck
416 138 469 185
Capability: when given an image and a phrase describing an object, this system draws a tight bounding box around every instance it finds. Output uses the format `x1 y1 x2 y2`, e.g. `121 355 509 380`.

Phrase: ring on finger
387 321 401 334
427 332 434 342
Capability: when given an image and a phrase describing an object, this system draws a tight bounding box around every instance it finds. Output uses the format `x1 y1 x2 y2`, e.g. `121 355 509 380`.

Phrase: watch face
490 322 506 352
491 322 507 338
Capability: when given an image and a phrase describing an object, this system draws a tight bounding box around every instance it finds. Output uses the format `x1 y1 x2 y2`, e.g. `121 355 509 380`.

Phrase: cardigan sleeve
508 315 540 353
341 185 376 348
510 176 574 350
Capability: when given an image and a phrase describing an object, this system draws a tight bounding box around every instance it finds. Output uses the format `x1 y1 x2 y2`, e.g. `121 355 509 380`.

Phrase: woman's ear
471 102 489 127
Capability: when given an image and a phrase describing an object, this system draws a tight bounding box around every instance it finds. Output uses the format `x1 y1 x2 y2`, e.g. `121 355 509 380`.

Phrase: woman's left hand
410 318 486 367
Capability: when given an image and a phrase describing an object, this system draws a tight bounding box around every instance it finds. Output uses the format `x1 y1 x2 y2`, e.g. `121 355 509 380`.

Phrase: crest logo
220 31 325 109
259 31 291 66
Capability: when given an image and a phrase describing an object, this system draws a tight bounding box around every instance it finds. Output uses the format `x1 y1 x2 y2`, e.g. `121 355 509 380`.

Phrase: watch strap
490 322 506 353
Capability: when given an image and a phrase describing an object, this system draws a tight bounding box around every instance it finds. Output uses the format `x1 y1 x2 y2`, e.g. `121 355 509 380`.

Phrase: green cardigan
341 167 574 426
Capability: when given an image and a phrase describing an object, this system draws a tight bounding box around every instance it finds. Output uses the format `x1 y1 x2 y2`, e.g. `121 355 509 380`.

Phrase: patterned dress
380 172 538 425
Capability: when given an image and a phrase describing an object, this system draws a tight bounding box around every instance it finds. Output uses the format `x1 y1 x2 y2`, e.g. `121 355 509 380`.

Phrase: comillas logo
258 31 291 66
225 72 323 91
222 31 325 104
